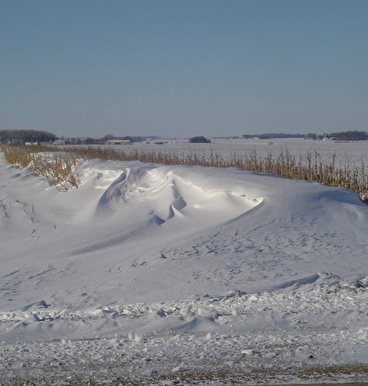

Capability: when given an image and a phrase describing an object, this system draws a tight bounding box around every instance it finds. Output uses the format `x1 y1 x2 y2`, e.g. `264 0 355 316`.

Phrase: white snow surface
1 155 368 384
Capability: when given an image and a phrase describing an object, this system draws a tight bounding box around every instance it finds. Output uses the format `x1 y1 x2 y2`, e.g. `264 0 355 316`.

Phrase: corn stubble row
1 145 367 201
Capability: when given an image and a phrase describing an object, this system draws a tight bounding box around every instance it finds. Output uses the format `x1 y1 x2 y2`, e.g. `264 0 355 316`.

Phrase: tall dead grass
1 145 368 199
64 146 368 199
1 145 81 190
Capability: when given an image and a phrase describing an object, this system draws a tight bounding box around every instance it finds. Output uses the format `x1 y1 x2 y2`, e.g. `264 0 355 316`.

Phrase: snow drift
3 155 368 383
1 157 368 359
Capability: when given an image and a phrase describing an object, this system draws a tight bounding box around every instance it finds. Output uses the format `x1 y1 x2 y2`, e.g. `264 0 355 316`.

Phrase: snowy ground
1 151 368 384
108 137 368 166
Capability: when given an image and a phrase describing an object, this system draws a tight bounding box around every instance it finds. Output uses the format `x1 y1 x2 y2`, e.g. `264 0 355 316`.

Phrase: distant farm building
106 139 131 145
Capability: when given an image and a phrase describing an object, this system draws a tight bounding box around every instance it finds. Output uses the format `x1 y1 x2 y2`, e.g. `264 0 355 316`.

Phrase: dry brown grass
1 145 81 190
1 144 368 199
64 145 368 199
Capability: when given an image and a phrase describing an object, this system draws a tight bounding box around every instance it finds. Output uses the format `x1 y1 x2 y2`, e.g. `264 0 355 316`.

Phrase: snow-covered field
1 146 368 385
118 137 368 165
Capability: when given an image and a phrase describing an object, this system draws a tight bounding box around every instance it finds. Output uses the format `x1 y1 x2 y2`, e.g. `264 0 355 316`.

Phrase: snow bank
1 156 368 383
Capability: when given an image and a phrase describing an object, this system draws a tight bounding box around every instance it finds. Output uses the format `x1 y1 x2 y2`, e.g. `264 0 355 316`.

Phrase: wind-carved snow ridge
95 165 263 227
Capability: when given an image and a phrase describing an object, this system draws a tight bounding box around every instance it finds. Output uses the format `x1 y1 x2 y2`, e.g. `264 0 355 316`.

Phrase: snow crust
1 154 368 383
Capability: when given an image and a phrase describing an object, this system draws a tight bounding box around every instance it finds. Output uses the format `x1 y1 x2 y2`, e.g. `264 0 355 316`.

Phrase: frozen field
1 145 368 385
114 137 368 165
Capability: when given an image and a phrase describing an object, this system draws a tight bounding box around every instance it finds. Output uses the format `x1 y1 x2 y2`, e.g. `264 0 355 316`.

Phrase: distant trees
0 130 57 145
189 136 211 143
243 133 305 139
242 131 368 141
260 133 305 139
101 134 146 143
306 133 318 140
121 136 145 143
102 134 115 142
85 137 96 144
331 131 368 141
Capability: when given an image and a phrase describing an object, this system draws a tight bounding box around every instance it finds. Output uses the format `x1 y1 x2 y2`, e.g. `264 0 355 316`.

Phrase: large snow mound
1 158 368 345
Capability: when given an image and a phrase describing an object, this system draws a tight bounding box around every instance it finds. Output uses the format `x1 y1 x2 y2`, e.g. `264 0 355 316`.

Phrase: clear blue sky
1 0 367 138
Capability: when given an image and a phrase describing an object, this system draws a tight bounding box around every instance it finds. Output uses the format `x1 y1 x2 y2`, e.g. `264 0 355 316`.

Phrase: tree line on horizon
0 130 57 145
243 131 368 141
243 133 305 139
1 130 368 145
330 131 368 141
